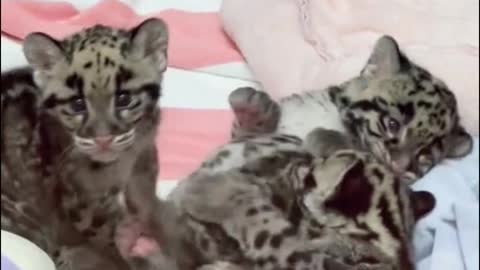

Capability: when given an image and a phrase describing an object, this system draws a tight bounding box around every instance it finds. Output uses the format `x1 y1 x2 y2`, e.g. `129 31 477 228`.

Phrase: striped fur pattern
1 19 168 270
229 36 473 183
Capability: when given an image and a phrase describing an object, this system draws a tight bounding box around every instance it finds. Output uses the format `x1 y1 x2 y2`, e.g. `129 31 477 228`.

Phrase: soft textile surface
220 0 479 135
412 138 479 270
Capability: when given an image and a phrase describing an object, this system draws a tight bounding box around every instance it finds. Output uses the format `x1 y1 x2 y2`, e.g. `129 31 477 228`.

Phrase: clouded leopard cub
127 128 435 270
1 19 168 269
228 36 473 182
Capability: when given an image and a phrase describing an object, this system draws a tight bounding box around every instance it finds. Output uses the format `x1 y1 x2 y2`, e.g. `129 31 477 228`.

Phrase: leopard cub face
331 36 473 176
23 19 168 163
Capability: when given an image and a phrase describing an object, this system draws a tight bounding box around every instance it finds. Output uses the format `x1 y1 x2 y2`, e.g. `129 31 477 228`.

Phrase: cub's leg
228 87 280 139
304 127 353 158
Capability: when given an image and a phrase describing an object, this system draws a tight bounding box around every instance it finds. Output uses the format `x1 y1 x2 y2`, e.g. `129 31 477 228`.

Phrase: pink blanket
221 0 479 135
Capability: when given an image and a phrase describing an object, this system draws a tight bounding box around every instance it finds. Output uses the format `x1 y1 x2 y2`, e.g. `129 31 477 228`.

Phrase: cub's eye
70 98 87 113
383 116 401 134
116 92 132 108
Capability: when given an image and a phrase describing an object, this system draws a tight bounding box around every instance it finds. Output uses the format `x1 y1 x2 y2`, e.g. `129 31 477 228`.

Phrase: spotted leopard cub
2 19 168 269
252 150 434 270
136 139 434 270
228 36 473 182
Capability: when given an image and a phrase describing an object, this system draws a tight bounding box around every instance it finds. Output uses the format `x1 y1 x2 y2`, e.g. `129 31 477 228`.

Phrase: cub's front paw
115 218 159 258
229 87 280 137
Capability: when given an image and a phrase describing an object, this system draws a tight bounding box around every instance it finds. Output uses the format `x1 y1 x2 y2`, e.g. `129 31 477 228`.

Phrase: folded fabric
429 222 466 270
1 0 243 69
417 203 480 270
412 137 479 269
221 0 479 135
455 203 479 270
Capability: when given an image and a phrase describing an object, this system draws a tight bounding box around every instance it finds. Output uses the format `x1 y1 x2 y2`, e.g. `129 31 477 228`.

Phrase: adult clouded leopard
127 128 435 270
228 36 473 182
1 19 167 269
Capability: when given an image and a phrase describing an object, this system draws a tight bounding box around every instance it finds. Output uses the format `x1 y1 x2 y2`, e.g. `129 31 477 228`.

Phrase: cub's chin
88 150 121 164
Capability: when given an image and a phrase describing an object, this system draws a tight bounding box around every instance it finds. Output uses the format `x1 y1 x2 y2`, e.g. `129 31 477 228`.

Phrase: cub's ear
324 160 373 217
23 33 66 72
129 18 169 70
410 190 436 221
445 126 474 158
361 35 410 77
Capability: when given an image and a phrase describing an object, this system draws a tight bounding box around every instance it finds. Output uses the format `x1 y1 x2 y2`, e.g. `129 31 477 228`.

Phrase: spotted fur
142 137 435 270
1 18 168 269
229 36 473 182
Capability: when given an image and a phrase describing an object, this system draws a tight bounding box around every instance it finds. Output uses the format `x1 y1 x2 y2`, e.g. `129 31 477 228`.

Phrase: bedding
1 1 478 270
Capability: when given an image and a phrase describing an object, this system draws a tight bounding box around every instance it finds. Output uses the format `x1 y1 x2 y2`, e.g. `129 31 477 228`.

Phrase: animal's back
1 67 59 253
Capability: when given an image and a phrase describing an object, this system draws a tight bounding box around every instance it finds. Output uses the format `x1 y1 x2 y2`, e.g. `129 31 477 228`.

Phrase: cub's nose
94 135 114 148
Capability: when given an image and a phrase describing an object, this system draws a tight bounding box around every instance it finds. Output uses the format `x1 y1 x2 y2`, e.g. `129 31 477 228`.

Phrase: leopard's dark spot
272 194 287 211
281 226 297 237
83 62 93 69
65 73 84 93
246 207 259 216
340 97 350 106
417 101 432 109
372 167 384 181
287 251 312 265
307 229 321 239
115 66 133 89
91 215 107 228
254 230 270 249
67 208 82 223
379 195 401 239
270 234 283 248
439 121 446 130
104 57 115 67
